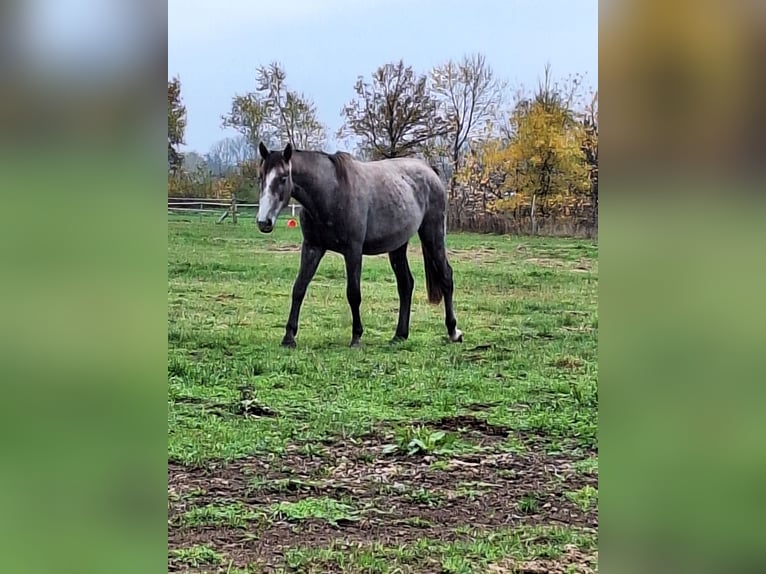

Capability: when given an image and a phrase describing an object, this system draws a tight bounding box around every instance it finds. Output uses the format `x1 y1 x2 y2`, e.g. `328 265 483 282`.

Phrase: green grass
281 525 597 573
181 501 262 528
268 497 360 525
168 215 598 572
565 485 598 511
169 544 224 567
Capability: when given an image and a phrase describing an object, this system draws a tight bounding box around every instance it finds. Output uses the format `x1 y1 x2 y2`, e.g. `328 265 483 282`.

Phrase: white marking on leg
450 328 463 342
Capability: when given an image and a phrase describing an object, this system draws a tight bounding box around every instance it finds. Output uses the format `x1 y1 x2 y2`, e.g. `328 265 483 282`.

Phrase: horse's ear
283 142 293 162
258 142 269 160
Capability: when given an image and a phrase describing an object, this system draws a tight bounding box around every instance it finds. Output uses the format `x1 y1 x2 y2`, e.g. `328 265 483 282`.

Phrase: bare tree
338 60 447 159
206 136 256 176
430 53 505 196
206 140 229 176
222 61 326 149
182 151 206 172
227 135 256 166
419 133 453 181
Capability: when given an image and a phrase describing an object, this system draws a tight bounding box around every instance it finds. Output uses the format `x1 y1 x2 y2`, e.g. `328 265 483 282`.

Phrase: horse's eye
279 175 288 183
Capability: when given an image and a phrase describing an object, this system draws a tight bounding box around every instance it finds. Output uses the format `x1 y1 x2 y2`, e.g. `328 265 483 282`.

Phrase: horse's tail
421 242 444 304
419 224 452 305
418 173 452 305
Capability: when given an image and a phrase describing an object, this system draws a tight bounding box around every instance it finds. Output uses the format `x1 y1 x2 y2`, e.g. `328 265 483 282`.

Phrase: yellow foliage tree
452 67 592 232
211 179 233 200
449 137 512 224
493 99 589 229
454 139 505 194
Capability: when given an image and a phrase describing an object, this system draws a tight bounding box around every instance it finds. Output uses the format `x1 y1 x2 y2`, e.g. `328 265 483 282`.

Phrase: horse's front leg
282 242 325 348
343 250 364 347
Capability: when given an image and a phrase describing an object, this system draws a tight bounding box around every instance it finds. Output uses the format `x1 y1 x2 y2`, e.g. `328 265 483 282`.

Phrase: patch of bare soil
250 245 302 254
213 293 241 301
524 257 594 273
168 431 598 572
551 356 585 370
488 545 598 574
432 414 509 435
523 257 560 267
446 246 501 263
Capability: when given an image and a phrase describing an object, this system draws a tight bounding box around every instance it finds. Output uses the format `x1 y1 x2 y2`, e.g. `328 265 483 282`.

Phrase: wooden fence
168 197 302 223
168 197 596 237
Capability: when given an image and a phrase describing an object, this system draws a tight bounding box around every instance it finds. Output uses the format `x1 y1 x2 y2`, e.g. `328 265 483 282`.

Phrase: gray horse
256 141 463 348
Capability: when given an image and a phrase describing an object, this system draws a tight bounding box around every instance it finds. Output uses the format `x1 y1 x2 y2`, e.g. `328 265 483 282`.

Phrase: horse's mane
326 151 354 189
290 148 354 189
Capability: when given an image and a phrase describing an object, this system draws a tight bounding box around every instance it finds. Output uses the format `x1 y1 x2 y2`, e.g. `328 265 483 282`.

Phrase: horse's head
256 142 294 233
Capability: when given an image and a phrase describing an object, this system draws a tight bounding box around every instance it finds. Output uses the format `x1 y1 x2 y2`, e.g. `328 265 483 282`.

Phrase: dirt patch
170 398 278 419
464 401 501 412
488 545 597 573
461 344 514 364
551 356 585 369
250 245 302 255
430 414 510 437
168 434 598 572
270 245 302 252
171 396 210 406
525 257 595 274
446 246 501 263
572 258 594 273
233 402 277 418
213 293 241 301
525 257 567 268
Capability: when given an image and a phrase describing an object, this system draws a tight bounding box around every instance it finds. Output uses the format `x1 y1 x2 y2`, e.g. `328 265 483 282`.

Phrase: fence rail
168 197 596 237
168 197 301 223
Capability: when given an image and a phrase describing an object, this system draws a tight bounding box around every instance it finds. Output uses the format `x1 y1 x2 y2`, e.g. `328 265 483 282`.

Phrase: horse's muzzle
257 220 274 233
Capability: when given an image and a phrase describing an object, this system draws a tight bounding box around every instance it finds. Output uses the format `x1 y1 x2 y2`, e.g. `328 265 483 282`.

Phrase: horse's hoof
349 339 362 348
449 329 463 343
281 338 297 348
390 335 408 344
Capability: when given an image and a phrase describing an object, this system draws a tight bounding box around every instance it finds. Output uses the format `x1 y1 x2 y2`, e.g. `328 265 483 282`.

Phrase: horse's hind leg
438 253 462 343
388 242 414 341
282 242 326 348
418 219 463 343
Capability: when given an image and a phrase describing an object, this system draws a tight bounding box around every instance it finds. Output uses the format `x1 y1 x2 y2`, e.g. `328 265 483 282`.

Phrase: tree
182 151 206 172
451 66 590 233
491 66 590 233
451 138 511 223
206 136 257 176
430 53 505 195
168 76 186 174
222 62 326 150
338 60 447 159
580 91 598 227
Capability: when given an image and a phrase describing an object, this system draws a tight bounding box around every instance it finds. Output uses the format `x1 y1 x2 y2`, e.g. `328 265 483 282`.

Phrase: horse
255 141 463 348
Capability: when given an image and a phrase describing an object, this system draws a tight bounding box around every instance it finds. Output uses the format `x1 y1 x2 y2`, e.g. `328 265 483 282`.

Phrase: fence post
231 196 237 224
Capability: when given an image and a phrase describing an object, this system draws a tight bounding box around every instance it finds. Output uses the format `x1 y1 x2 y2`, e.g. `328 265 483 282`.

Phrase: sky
168 0 598 154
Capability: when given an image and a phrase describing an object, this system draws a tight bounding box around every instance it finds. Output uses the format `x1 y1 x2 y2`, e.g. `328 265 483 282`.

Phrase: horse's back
353 157 444 254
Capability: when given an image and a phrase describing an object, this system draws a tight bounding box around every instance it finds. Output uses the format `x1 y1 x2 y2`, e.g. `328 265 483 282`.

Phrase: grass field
168 215 598 573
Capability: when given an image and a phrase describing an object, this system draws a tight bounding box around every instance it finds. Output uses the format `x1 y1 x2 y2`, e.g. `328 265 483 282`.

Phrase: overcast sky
168 0 598 154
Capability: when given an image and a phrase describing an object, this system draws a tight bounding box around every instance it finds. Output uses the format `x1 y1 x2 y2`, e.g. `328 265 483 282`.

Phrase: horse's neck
290 184 319 218
290 153 335 219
